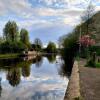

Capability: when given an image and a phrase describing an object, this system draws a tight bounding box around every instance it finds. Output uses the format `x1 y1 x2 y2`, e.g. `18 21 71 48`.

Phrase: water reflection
7 68 21 87
35 56 43 68
0 55 70 100
22 63 31 77
0 78 2 97
0 59 33 87
44 54 56 63
58 60 72 78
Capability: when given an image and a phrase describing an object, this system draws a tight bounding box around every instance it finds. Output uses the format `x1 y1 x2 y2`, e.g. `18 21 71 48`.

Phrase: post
92 52 96 63
79 26 82 57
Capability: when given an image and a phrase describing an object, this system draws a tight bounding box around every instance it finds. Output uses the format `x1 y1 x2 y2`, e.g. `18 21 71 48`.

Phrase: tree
0 37 3 44
34 38 42 51
20 28 30 49
46 42 57 53
81 2 95 33
3 21 19 42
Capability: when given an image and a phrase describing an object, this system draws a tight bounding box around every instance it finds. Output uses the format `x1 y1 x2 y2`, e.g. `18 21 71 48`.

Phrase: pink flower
79 34 95 47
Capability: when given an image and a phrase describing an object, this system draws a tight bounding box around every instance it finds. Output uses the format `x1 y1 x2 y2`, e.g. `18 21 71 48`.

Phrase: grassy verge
96 62 100 68
0 53 20 59
85 59 100 68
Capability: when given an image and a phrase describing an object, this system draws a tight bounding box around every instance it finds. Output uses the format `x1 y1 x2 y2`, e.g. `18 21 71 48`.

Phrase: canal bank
64 61 80 100
0 51 40 59
0 53 20 59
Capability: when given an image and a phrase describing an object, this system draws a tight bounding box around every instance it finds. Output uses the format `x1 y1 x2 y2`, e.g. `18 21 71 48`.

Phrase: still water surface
0 55 69 100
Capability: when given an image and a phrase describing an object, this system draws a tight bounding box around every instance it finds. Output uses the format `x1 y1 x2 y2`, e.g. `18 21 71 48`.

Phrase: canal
0 55 69 100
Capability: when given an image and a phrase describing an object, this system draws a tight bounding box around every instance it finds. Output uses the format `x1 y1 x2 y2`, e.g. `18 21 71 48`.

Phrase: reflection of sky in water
0 57 68 100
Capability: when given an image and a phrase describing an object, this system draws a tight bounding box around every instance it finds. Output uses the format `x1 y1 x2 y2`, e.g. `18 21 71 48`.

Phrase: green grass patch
85 60 96 67
85 59 100 68
74 96 83 100
0 53 20 59
95 62 100 68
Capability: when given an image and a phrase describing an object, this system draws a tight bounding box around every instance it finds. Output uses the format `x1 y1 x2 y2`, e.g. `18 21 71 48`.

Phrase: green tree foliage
0 20 32 53
81 3 95 33
20 28 31 49
60 33 79 59
33 38 42 51
59 34 79 74
46 42 57 53
0 41 26 53
0 37 3 44
3 21 19 42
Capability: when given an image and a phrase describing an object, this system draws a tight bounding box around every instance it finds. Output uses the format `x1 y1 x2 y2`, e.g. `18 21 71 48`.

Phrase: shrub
0 41 26 53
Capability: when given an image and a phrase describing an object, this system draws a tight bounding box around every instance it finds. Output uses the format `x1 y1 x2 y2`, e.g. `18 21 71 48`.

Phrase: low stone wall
64 61 80 100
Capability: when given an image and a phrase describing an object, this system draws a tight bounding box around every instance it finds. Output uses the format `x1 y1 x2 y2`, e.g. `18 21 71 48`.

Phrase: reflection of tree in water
0 58 22 67
35 56 43 68
0 78 2 97
6 68 21 87
46 54 56 63
0 58 33 86
58 56 74 78
59 62 70 78
22 62 31 77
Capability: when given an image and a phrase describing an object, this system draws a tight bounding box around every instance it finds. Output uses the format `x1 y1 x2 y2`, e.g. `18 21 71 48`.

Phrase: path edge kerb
64 61 81 100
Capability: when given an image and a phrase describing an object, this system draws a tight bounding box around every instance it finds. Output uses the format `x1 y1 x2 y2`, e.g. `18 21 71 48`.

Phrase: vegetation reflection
45 54 56 63
6 67 21 87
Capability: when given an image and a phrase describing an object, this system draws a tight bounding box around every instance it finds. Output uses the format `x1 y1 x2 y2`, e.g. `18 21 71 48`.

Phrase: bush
86 59 96 67
46 42 57 53
95 63 100 68
89 46 100 56
0 41 27 53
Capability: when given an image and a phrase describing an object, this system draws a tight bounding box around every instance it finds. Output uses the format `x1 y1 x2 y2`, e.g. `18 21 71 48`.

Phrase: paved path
79 60 100 100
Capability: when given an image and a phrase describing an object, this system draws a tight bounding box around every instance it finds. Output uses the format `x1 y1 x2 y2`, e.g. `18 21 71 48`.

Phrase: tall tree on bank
46 42 57 53
3 21 19 42
81 2 95 33
34 38 42 51
20 28 30 49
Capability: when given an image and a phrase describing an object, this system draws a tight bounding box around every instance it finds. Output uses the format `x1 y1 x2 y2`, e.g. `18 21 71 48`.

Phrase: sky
0 0 100 46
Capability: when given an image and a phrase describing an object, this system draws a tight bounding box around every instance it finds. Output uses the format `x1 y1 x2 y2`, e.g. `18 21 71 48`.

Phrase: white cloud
0 0 100 37
63 16 80 26
0 0 33 17
95 5 100 11
35 7 84 17
17 19 52 31
0 0 84 32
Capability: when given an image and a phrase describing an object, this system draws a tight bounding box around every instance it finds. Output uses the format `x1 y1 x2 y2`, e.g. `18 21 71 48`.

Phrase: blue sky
0 0 100 46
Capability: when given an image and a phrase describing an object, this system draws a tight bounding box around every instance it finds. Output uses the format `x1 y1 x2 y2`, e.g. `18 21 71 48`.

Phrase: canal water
0 55 69 100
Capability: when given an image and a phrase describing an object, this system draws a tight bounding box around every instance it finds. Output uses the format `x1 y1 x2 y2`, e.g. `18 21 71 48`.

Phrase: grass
96 62 100 68
0 53 20 59
74 96 83 100
85 59 100 68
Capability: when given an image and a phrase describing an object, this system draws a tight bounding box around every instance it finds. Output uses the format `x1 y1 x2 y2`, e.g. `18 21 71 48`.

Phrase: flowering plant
79 34 95 47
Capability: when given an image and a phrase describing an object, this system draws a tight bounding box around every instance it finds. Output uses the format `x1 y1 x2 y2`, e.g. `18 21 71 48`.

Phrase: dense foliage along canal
0 55 69 100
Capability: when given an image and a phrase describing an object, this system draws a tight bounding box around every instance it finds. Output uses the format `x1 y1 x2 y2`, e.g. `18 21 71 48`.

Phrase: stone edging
64 61 80 100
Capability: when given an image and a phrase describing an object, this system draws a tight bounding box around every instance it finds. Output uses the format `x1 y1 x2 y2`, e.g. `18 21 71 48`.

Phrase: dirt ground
79 60 100 100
